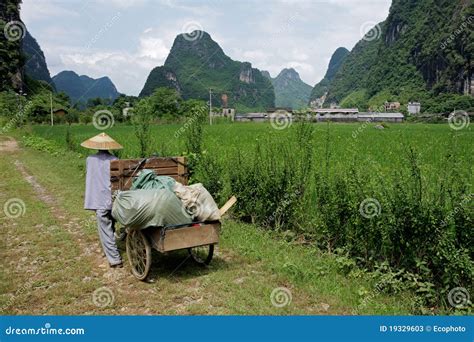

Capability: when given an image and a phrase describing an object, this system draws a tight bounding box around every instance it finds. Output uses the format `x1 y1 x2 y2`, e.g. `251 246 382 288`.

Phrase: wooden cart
110 157 222 281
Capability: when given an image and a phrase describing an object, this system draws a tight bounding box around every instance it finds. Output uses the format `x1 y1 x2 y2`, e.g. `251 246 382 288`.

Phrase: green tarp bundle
112 189 192 229
131 169 176 191
112 170 191 229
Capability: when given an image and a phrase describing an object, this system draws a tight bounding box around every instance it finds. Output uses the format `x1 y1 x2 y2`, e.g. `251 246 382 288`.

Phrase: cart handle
219 196 237 216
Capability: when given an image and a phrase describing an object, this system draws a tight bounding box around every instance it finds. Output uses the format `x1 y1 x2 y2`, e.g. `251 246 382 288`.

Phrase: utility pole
50 92 54 126
209 88 212 125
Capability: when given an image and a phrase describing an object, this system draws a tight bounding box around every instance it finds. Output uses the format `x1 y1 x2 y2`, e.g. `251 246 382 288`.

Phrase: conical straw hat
80 132 123 150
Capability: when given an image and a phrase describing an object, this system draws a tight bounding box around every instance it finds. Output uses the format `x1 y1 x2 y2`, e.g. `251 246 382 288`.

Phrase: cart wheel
188 244 214 265
126 229 152 281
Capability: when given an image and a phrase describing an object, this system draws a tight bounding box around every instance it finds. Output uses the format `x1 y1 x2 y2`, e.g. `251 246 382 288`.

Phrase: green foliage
272 69 312 109
24 122 473 311
195 152 225 205
132 97 153 157
0 90 19 119
309 47 349 103
22 30 55 88
0 0 23 92
65 126 78 151
228 121 314 229
21 135 63 156
324 1 474 112
111 94 138 122
183 100 207 154
340 90 369 110
22 90 69 124
86 97 111 107
149 87 182 118
182 100 207 180
139 66 180 97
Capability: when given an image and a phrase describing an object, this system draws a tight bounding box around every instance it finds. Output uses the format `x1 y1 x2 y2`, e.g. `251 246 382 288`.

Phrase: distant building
407 102 421 115
122 102 132 117
235 108 404 123
358 112 404 123
53 108 68 118
268 108 293 122
222 108 235 121
316 113 358 122
235 113 267 122
313 108 404 122
384 102 401 111
311 108 359 114
267 107 293 114
236 110 293 123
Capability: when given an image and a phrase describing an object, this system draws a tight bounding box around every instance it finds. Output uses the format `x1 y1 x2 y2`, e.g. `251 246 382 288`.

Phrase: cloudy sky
21 0 392 96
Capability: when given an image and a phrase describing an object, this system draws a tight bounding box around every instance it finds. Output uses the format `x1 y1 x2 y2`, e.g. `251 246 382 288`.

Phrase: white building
407 102 421 115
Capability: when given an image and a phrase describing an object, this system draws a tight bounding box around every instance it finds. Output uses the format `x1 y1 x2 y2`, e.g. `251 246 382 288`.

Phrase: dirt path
0 136 19 152
1 137 138 313
13 158 127 277
1 137 183 314
2 136 324 315
3 135 409 315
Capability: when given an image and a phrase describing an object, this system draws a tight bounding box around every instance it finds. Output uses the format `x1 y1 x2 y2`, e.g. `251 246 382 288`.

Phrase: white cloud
21 0 392 95
138 37 169 61
96 0 150 9
21 0 79 22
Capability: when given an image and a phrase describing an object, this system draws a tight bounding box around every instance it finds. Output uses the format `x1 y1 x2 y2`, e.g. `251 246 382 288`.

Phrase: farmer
81 133 123 268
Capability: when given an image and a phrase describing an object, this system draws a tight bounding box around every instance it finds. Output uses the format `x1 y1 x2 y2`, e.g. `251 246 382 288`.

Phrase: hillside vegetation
322 0 474 112
272 68 312 110
309 47 349 103
140 31 275 112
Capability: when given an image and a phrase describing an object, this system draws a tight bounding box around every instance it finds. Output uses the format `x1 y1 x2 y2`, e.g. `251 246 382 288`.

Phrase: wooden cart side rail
146 222 220 253
110 156 188 191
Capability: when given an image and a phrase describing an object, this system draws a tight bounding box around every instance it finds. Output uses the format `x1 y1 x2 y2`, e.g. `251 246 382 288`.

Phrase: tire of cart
188 244 214 265
126 229 152 281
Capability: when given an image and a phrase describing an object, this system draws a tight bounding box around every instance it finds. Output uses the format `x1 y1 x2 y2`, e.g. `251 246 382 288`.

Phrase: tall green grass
26 121 473 310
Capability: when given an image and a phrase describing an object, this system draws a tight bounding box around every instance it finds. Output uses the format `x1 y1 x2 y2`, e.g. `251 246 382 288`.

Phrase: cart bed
146 222 220 253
